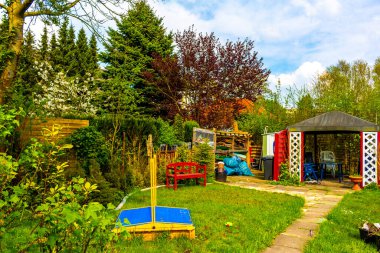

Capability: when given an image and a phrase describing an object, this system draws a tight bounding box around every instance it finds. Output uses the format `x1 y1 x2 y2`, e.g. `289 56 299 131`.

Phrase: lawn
305 188 380 253
116 183 304 252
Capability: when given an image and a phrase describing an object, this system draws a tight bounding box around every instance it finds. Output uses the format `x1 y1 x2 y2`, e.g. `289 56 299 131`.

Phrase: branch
25 0 81 17
0 3 6 11
20 0 34 14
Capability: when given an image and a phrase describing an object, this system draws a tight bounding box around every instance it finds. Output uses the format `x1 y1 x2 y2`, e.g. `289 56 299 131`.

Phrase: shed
274 111 380 186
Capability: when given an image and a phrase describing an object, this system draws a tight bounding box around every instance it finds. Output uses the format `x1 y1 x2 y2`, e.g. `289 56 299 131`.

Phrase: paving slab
264 245 302 253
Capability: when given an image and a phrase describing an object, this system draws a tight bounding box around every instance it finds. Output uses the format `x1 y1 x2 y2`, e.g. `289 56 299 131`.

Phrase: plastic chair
304 163 319 182
320 151 336 178
304 152 318 182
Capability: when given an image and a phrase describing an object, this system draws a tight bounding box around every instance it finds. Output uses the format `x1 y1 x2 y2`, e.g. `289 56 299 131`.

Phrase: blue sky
148 0 380 90
27 0 380 91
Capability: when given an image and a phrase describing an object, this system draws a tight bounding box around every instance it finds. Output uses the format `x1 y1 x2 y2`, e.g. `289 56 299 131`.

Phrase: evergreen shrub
183 120 199 142
69 126 109 173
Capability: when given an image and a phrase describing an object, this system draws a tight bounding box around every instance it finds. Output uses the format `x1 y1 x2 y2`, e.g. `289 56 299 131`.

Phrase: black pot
215 170 227 182
359 228 380 247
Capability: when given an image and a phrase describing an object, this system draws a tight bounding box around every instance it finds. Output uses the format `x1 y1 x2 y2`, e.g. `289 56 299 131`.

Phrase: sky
146 0 380 90
25 0 380 91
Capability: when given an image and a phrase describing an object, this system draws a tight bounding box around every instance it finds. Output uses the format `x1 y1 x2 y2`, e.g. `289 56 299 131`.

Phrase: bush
173 114 184 142
69 126 109 173
157 118 178 146
176 143 191 162
183 120 199 142
270 162 303 186
192 140 215 174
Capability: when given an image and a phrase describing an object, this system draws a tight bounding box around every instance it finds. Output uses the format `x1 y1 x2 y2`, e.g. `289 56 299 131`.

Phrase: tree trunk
0 2 25 104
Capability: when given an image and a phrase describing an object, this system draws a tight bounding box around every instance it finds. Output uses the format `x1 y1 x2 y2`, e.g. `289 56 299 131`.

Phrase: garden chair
304 152 318 182
320 151 336 178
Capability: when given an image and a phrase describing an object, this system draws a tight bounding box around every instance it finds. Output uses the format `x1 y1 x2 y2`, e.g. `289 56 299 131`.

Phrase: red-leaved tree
151 26 270 128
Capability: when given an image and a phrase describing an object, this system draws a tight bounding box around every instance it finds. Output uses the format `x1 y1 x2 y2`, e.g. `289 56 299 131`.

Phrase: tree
100 0 173 114
39 26 49 61
0 0 134 104
75 28 89 76
88 34 98 75
312 60 373 120
65 24 77 75
49 33 58 66
144 54 184 118
169 26 270 128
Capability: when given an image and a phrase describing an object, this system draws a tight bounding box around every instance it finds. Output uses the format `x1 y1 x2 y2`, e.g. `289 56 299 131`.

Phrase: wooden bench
166 162 207 190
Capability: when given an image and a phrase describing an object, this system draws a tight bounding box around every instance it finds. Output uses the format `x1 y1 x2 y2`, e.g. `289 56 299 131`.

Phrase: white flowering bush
33 61 99 117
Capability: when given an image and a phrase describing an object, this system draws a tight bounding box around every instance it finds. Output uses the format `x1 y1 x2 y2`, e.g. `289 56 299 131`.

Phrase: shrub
270 161 303 186
0 124 126 252
176 143 191 162
157 118 178 146
69 126 109 173
192 140 215 174
173 114 184 142
183 120 199 142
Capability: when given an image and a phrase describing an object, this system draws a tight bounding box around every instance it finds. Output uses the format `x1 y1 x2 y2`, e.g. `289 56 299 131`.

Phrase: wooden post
246 136 251 168
122 132 126 176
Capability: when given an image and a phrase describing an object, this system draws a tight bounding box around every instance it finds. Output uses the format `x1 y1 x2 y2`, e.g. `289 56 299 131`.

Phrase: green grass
116 183 304 252
305 189 380 253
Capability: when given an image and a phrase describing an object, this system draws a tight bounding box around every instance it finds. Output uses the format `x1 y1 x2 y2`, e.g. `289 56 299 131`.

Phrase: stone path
224 178 353 253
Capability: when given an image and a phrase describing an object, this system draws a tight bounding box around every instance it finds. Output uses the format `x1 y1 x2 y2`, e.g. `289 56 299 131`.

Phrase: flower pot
215 169 227 182
349 176 363 190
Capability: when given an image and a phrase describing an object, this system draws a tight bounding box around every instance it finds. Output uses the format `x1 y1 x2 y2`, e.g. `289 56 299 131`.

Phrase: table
319 162 343 183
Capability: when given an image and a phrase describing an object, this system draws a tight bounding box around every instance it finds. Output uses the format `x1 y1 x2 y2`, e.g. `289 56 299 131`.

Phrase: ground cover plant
305 186 380 253
117 183 304 252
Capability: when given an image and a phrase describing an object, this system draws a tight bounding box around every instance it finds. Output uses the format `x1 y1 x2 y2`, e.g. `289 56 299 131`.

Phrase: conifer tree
13 30 39 106
50 34 59 66
75 28 89 77
88 34 99 75
66 25 77 76
100 0 173 114
39 27 49 61
56 17 69 70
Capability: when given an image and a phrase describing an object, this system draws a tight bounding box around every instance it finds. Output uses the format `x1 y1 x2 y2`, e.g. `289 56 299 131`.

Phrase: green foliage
183 120 199 142
0 16 12 74
69 126 109 171
157 118 178 146
100 0 173 114
238 89 288 143
0 120 126 252
363 182 380 191
192 140 215 174
305 189 380 253
270 162 303 186
0 106 23 142
175 143 191 162
173 114 185 142
97 77 141 116
39 26 49 61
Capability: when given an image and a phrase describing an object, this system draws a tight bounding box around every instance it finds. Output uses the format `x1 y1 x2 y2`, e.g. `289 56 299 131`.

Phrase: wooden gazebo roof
287 111 380 132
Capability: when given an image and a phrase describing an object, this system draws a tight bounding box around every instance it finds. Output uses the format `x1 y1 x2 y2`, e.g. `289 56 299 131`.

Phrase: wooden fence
19 118 89 146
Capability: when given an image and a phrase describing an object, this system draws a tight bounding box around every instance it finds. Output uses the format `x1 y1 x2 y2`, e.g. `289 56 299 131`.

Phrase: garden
1 0 380 252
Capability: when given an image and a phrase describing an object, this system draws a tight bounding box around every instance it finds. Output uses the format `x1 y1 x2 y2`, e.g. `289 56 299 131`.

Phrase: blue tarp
223 156 254 176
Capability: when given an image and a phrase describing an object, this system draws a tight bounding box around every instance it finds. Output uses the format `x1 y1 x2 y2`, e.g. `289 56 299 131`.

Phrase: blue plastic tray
117 206 193 226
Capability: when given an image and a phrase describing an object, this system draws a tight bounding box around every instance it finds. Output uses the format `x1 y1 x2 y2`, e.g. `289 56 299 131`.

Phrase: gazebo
273 111 380 186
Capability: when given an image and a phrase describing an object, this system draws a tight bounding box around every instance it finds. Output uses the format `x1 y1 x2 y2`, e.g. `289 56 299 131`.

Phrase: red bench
166 162 207 190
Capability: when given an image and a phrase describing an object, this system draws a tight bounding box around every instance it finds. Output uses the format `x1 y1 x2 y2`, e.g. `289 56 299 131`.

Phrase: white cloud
268 61 326 90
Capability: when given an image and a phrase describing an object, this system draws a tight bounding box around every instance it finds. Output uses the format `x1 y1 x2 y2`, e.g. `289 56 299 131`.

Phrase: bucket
215 169 227 182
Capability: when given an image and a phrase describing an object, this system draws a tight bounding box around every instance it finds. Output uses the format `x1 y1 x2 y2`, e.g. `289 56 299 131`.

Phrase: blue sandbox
117 206 193 227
